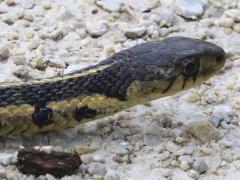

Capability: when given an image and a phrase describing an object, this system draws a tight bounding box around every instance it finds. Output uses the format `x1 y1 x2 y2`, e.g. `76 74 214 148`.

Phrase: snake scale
0 36 226 136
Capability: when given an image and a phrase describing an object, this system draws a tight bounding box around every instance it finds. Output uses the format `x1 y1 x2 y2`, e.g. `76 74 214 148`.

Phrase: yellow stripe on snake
0 37 226 136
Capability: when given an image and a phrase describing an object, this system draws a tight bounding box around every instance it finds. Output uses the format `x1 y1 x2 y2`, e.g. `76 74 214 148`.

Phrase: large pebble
225 9 240 22
173 0 205 20
186 121 221 143
123 26 146 39
88 162 107 176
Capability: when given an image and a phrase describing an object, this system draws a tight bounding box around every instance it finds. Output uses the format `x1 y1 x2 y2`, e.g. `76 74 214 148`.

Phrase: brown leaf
17 149 81 178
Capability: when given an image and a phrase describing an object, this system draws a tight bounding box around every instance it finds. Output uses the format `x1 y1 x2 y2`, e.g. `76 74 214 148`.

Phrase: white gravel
0 0 240 179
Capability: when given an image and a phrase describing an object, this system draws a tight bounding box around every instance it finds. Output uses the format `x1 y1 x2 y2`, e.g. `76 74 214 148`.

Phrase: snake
0 36 226 136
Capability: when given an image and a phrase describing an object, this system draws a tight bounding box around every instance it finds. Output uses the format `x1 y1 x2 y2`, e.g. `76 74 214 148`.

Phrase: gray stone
173 0 206 20
186 121 221 143
165 141 179 153
105 141 131 156
158 151 170 161
92 154 105 163
179 160 190 171
178 155 194 164
20 0 35 9
213 105 233 116
121 0 160 12
208 114 223 127
105 170 120 180
88 162 107 176
192 159 208 174
96 0 121 12
189 169 199 179
143 135 161 146
50 30 64 40
150 10 175 27
233 24 240 33
86 22 109 38
124 26 146 39
159 168 171 177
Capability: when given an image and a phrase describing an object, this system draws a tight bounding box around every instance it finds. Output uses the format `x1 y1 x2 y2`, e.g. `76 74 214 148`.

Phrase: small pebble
88 162 107 176
86 22 109 38
44 57 66 69
0 46 10 61
92 154 105 163
93 174 104 180
189 169 200 179
208 114 223 127
5 0 16 6
233 24 240 33
0 153 14 166
96 0 121 12
105 141 131 156
218 17 234 28
159 168 171 177
105 170 120 180
124 27 146 39
50 30 64 41
74 145 96 155
225 9 240 22
165 141 179 153
179 160 190 171
173 0 205 20
192 159 208 174
40 146 53 154
158 151 170 161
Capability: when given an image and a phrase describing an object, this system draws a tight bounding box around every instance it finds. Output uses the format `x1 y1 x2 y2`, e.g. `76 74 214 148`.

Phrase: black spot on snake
32 106 54 127
73 106 97 121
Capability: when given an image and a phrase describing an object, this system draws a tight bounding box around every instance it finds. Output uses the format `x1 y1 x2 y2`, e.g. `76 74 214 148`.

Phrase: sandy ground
0 0 240 179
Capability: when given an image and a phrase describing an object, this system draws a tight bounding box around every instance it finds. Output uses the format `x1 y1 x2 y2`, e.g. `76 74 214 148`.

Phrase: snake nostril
216 54 225 64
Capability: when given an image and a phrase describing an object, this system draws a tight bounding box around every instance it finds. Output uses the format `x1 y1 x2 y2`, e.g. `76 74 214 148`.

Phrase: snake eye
182 59 199 76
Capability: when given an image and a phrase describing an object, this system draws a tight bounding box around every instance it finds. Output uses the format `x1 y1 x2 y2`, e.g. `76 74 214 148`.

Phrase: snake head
127 36 226 100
